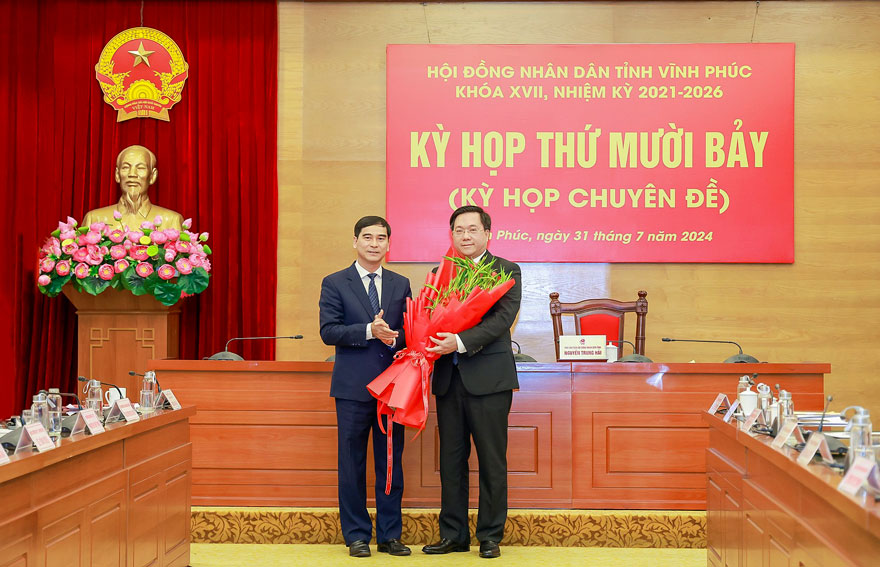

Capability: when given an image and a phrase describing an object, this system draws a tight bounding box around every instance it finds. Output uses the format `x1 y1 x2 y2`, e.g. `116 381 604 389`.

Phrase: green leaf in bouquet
46 274 72 296
147 244 160 257
142 272 162 294
152 282 182 306
121 265 149 296
179 232 192 242
178 267 210 294
51 229 61 238
143 228 153 235
61 238 74 247
80 275 111 296
202 245 212 255
76 226 88 235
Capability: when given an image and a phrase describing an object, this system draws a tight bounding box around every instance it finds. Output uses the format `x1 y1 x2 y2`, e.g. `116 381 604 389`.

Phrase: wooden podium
149 359 829 509
64 287 180 396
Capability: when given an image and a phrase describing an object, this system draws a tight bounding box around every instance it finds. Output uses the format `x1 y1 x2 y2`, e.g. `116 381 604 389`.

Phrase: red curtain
0 0 278 417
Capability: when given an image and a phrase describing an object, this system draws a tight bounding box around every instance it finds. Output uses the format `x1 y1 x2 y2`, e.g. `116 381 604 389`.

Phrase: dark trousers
335 397 405 545
435 369 513 543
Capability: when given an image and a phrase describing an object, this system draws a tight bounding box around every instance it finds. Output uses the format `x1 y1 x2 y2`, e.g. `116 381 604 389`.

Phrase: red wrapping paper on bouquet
367 247 515 494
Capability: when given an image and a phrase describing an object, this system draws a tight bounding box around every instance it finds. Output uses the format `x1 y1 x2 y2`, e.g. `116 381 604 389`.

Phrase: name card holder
708 393 730 415
106 398 140 423
558 335 606 360
740 408 766 433
722 400 740 423
0 448 10 465
70 409 106 436
838 456 878 497
797 432 835 466
16 422 55 453
156 389 181 410
771 418 805 450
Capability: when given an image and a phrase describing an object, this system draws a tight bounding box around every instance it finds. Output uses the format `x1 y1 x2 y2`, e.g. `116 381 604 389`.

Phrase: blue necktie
367 273 380 316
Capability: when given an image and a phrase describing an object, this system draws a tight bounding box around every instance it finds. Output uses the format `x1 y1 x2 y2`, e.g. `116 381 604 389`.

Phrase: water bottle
85 379 103 414
778 390 794 422
47 387 63 440
843 406 874 471
140 371 157 413
757 383 773 424
31 391 50 431
736 375 751 400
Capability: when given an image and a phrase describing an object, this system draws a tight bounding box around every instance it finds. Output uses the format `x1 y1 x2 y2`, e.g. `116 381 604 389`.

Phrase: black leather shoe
348 540 371 557
422 538 469 554
377 539 411 556
479 540 501 558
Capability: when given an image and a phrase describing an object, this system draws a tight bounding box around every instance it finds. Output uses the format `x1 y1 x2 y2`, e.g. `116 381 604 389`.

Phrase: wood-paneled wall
276 1 880 415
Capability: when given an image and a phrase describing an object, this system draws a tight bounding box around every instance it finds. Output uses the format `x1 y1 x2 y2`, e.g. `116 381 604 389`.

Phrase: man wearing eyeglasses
423 205 522 559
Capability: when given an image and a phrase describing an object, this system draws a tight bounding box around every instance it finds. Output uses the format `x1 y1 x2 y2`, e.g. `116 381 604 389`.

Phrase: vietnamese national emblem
95 27 188 122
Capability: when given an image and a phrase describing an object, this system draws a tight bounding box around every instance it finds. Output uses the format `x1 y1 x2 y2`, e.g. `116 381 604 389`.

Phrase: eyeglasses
453 227 485 237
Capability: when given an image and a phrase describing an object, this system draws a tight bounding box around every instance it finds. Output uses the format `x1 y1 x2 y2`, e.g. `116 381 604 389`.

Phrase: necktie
367 273 380 316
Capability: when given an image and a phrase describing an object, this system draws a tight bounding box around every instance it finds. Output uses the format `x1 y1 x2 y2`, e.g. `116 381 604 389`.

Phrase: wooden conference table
149 360 828 510
704 411 880 567
0 407 194 567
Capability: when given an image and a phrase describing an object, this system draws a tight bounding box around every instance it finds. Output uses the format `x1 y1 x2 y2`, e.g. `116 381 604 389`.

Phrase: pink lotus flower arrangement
37 215 212 306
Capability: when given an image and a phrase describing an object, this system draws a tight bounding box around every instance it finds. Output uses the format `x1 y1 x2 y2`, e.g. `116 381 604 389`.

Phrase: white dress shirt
354 261 384 341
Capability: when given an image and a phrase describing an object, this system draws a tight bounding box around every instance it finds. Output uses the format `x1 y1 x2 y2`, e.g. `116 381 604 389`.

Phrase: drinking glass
139 389 155 413
21 409 34 425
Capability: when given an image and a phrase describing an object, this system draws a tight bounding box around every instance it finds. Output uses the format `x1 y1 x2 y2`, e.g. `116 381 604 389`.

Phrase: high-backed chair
549 291 648 361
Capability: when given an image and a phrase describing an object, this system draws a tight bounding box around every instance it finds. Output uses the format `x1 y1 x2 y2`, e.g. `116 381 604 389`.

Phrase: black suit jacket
432 252 521 397
319 263 412 402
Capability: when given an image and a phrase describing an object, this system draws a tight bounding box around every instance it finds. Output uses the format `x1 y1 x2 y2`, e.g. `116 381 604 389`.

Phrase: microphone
805 394 847 455
818 394 833 433
60 392 82 410
608 340 653 363
206 335 304 361
78 375 123 398
129 370 162 392
511 340 537 362
661 337 759 363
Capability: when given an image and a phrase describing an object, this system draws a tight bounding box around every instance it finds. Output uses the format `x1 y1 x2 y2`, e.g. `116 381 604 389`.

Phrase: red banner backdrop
0 1 278 417
386 44 794 263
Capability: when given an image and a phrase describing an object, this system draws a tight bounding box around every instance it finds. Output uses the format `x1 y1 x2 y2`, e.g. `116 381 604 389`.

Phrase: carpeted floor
191 543 708 566
192 507 705 548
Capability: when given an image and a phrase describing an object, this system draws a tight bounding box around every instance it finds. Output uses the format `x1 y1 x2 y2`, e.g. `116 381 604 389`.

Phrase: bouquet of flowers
37 214 211 306
366 247 515 493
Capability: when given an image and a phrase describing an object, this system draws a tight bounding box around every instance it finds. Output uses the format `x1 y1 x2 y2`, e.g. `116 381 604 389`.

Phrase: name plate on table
558 335 605 360
156 389 181 410
0 448 9 465
838 456 878 496
106 399 139 423
771 418 805 450
70 409 105 435
797 432 834 466
16 423 55 453
740 408 766 432
708 393 730 415
722 400 740 423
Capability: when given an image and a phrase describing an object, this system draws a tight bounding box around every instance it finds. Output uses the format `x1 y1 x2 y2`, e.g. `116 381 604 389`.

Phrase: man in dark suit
422 206 522 559
319 216 413 558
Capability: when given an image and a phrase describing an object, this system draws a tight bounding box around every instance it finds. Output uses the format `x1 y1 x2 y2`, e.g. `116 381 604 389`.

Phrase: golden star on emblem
128 41 156 68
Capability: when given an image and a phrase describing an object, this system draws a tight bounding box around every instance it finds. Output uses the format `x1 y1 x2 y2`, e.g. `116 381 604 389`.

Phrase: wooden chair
549 290 648 361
